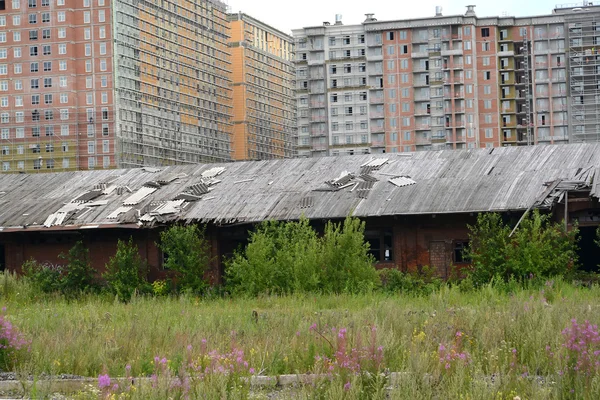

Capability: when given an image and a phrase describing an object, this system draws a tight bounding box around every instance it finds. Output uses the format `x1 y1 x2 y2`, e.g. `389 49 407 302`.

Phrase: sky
225 0 562 35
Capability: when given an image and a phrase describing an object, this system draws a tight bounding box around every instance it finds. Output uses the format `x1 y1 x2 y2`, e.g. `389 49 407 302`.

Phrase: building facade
0 0 233 173
293 3 600 156
228 13 295 160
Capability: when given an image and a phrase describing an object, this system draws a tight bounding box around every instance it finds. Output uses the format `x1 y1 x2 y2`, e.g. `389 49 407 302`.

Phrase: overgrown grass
2 272 600 399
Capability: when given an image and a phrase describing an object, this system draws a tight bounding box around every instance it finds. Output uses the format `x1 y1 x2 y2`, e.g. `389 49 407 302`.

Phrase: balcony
370 125 385 134
416 138 431 145
411 52 429 59
371 140 385 147
369 111 384 118
498 50 515 57
310 129 327 137
415 124 431 131
369 96 384 104
310 115 327 122
453 91 465 98
441 49 463 56
310 101 326 108
312 144 328 151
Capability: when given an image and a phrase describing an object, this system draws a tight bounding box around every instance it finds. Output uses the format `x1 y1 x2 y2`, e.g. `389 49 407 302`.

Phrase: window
88 157 95 168
484 99 492 109
399 30 407 40
59 76 67 87
59 60 67 70
57 11 65 22
58 44 66 54
42 44 50 55
16 128 24 138
85 43 91 56
387 45 394 55
28 0 36 7
0 97 6 107
400 45 408 54
41 12 49 22
386 31 394 41
42 28 50 38
85 76 92 88
12 15 20 25
466 55 472 65
100 76 107 87
59 109 68 120
464 41 471 50
61 125 68 135
58 27 66 38
43 61 51 71
98 10 105 22
484 114 492 123
358 63 366 72
32 127 40 137
15 112 23 122
101 92 108 103
484 71 491 80
15 96 22 107
99 26 106 38
29 46 38 56
30 62 38 72
365 229 393 262
481 27 490 37
0 81 6 91
86 92 93 104
83 11 90 23
485 128 493 138
31 94 40 104
11 31 19 41
87 141 95 154
62 142 68 152
29 14 37 24
453 241 471 263
101 107 108 120
60 93 68 103
45 126 53 137
345 106 353 115
483 56 490 66
483 85 491 95
482 42 490 51
99 59 106 71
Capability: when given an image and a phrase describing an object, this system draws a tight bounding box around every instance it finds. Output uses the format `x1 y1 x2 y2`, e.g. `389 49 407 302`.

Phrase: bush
22 241 98 295
22 259 63 294
159 225 211 294
378 266 442 296
225 218 321 296
320 217 378 294
58 240 98 295
104 237 149 300
467 210 579 285
225 216 377 296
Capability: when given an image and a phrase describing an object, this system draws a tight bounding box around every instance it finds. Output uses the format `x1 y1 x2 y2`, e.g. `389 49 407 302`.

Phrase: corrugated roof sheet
0 143 599 230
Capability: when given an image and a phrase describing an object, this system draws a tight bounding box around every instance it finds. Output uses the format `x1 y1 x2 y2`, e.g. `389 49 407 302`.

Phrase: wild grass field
1 272 600 399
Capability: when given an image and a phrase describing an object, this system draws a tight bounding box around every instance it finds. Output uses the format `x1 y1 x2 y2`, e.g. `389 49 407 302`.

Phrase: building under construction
293 2 600 156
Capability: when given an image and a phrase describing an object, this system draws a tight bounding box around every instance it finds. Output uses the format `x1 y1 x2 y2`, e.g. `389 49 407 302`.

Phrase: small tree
104 237 149 300
320 216 378 294
58 240 98 295
468 210 578 285
225 218 321 296
159 225 211 294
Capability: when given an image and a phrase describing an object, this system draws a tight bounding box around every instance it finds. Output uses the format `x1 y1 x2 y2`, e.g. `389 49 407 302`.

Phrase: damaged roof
0 143 599 231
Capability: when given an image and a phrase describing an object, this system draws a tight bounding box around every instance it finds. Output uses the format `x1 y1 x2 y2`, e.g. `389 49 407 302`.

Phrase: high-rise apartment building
228 13 295 160
293 3 600 156
0 0 232 173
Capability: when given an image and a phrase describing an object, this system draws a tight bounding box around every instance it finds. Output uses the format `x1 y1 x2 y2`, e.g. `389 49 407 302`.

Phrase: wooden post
564 191 568 231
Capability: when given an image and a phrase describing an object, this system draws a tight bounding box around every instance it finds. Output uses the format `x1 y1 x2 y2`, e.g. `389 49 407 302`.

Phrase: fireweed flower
98 374 111 389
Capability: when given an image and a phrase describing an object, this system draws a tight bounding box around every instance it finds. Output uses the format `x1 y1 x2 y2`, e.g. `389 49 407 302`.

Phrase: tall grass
1 272 600 398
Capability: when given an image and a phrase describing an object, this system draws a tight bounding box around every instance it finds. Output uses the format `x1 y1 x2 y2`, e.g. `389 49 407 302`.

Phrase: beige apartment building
228 12 296 160
294 3 599 156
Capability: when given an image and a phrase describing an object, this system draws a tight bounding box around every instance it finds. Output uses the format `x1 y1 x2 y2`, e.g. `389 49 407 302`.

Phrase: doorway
578 226 599 272
0 244 5 271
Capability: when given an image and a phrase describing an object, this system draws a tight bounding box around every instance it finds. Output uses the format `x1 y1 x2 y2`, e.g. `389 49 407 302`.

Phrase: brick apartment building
293 3 600 156
0 0 297 173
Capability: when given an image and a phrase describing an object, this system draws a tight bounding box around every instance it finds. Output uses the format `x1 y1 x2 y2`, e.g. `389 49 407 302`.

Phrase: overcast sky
225 0 563 34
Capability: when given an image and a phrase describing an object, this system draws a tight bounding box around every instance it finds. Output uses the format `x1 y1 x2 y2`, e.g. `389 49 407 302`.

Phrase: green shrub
104 237 149 300
58 240 98 295
467 210 579 285
22 241 98 295
378 266 442 296
320 216 378 294
225 217 321 296
225 216 377 296
158 225 211 294
151 280 169 296
22 259 63 294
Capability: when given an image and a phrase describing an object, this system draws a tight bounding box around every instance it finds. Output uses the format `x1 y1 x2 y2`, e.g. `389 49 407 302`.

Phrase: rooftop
0 143 598 231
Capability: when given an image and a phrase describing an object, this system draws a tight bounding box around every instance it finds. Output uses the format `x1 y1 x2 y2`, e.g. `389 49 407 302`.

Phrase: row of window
1 156 110 171
0 76 109 91
0 109 110 124
0 123 110 138
0 91 110 106
0 42 107 57
0 9 106 28
0 58 109 74
0 25 106 42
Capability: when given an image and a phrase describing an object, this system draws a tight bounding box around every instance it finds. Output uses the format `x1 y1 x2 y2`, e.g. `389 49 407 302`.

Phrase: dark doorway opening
0 244 5 272
578 226 599 272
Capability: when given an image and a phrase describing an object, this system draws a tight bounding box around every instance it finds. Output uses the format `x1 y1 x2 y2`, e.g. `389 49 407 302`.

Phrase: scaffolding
567 12 600 142
523 30 533 146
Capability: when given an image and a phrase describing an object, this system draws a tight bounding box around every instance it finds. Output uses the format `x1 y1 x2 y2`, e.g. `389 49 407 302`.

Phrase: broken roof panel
0 144 598 229
72 189 103 203
389 176 417 187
